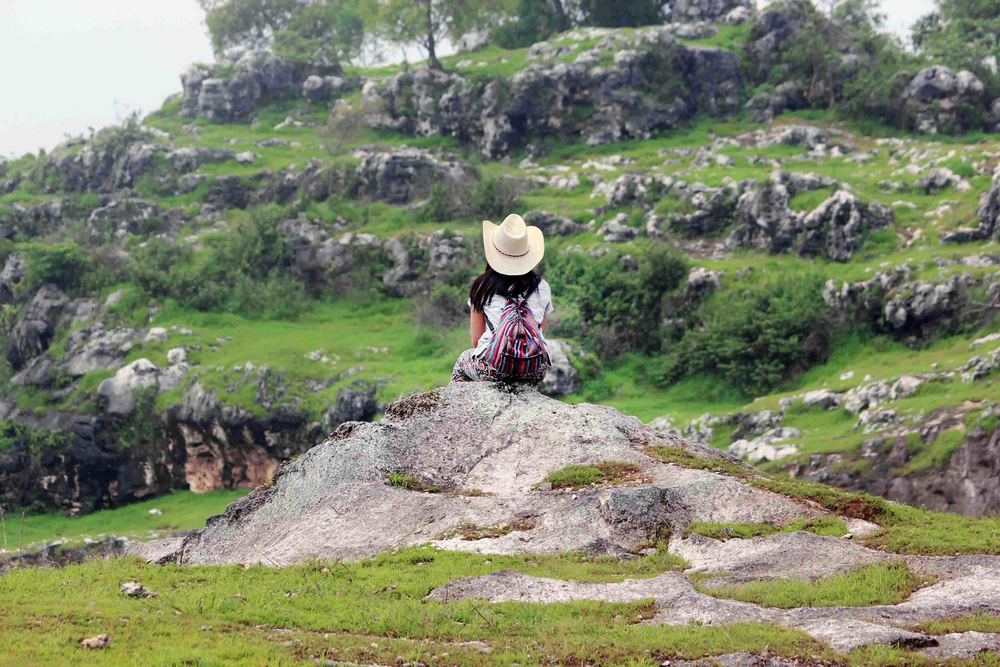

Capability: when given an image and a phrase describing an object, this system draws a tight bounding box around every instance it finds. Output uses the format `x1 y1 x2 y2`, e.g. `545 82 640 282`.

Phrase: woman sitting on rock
451 213 553 385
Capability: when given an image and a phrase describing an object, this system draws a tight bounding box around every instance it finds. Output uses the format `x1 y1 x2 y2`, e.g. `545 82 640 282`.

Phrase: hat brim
482 220 545 276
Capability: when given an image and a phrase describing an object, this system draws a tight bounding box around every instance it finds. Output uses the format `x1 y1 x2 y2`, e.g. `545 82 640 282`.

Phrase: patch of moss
386 472 442 493
542 461 643 490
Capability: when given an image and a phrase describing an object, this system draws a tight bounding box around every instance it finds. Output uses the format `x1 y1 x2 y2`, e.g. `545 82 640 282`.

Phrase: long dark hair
469 265 541 312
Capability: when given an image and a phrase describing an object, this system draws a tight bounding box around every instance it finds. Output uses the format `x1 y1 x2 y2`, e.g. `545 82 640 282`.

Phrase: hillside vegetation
0 0 997 527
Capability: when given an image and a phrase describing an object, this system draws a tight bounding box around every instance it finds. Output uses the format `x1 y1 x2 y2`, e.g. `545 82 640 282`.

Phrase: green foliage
18 242 90 292
547 245 688 357
0 421 66 454
414 283 468 328
200 0 372 65
542 461 642 489
125 206 309 319
750 0 923 127
698 562 928 608
661 275 831 397
375 0 505 69
491 0 564 48
272 0 372 67
912 0 1000 99
576 0 667 27
472 175 522 220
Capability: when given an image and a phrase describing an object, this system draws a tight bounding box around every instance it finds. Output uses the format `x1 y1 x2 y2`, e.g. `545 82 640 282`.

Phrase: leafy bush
473 176 522 221
660 275 831 397
546 246 688 357
19 242 90 292
125 206 309 319
414 283 468 328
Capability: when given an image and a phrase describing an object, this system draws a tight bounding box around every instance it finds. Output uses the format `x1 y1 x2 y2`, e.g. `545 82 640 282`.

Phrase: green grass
142 297 469 419
0 548 824 666
686 516 848 541
542 461 642 489
903 427 967 475
649 445 1000 555
1 490 247 553
696 562 928 608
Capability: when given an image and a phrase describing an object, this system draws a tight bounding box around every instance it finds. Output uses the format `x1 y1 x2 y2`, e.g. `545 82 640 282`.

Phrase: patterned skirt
450 348 549 385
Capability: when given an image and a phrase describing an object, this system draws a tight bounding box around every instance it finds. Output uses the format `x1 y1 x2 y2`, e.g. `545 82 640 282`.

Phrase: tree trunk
424 0 442 70
550 0 569 32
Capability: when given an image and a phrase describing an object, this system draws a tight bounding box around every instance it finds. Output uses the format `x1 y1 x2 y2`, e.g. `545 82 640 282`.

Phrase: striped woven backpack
478 297 551 381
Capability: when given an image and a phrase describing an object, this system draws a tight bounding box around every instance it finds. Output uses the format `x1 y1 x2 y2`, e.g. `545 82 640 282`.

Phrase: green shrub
473 176 522 221
660 275 831 397
125 206 311 319
547 246 688 357
20 242 90 292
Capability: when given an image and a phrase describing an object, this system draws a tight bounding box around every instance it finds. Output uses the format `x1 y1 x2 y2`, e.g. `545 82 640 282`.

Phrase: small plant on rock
386 472 441 493
542 461 643 490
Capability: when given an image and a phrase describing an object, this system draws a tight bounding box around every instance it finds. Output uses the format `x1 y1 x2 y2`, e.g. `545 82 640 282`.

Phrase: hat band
492 236 530 258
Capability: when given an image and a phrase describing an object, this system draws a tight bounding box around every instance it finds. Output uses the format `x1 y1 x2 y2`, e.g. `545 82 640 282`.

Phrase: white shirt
470 279 553 355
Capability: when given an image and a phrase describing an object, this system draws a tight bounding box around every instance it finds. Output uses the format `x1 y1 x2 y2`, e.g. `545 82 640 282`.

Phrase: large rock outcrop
726 186 892 261
136 383 859 566
900 66 986 135
365 31 743 157
180 50 343 122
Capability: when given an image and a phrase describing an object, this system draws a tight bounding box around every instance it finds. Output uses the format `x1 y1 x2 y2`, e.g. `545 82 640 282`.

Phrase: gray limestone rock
798 190 893 262
669 531 887 584
539 339 580 397
923 631 1000 659
127 383 845 567
352 147 474 204
669 0 752 22
900 66 986 134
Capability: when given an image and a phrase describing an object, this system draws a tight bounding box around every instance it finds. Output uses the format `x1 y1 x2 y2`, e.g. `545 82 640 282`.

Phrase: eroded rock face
86 198 172 242
670 0 752 23
901 66 986 135
180 51 310 122
943 165 1000 243
798 190 892 262
352 147 474 204
365 34 743 157
801 419 1000 517
129 383 848 566
725 184 891 261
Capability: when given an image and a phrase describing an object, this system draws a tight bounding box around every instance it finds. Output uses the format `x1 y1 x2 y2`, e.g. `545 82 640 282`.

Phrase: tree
576 0 667 27
199 0 373 66
199 0 300 53
375 0 499 70
912 0 1000 97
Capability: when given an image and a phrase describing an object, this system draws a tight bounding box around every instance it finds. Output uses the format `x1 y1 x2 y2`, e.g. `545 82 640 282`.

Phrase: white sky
0 0 935 160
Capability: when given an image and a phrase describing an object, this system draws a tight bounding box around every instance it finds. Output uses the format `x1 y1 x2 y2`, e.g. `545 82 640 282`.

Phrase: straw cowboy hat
482 213 545 276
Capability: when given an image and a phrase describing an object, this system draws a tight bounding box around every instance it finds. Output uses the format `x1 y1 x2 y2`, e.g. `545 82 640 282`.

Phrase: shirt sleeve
541 281 554 317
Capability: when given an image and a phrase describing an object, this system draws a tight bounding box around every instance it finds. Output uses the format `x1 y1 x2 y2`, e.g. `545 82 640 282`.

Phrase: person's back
451 214 553 385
